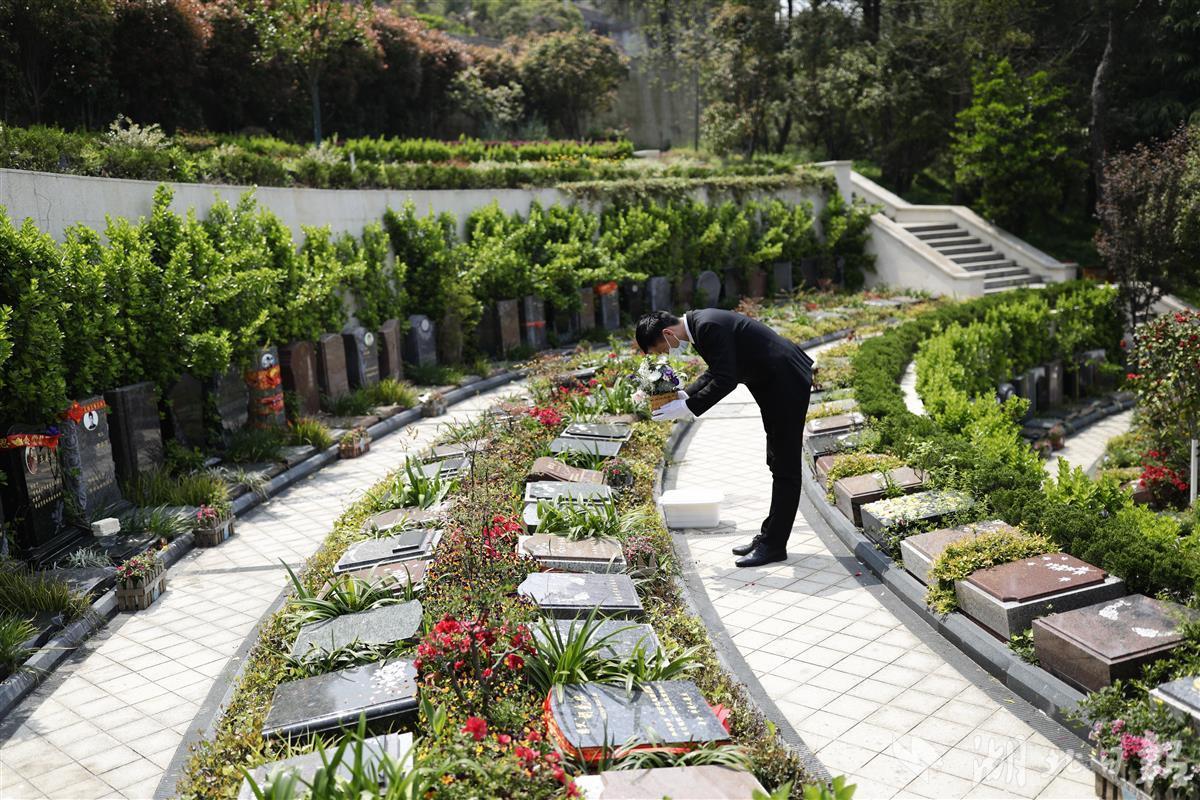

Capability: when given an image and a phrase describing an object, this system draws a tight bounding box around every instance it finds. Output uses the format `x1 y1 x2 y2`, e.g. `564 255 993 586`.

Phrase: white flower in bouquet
632 389 647 404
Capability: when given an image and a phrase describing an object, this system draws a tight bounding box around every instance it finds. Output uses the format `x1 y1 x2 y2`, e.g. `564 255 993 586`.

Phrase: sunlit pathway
0 383 524 800
1044 409 1133 477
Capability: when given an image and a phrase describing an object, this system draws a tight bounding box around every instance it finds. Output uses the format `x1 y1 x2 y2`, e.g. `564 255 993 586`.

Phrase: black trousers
752 378 812 551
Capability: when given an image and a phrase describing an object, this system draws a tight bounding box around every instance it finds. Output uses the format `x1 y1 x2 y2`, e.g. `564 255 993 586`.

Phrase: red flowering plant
424 716 580 799
115 551 161 586
1138 450 1190 508
526 406 563 429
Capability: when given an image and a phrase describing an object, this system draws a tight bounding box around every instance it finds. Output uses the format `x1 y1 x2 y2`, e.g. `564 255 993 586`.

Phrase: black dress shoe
732 535 763 556
735 546 787 568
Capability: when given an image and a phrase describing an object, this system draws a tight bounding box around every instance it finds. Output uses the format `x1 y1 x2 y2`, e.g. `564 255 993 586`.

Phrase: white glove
652 391 692 421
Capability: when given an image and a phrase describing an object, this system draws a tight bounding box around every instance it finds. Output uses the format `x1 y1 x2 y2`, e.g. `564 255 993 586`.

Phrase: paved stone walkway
1045 409 1133 478
671 351 1094 799
0 384 522 800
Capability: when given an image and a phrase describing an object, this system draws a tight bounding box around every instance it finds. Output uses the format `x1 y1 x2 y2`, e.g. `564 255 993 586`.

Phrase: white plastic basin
659 488 724 529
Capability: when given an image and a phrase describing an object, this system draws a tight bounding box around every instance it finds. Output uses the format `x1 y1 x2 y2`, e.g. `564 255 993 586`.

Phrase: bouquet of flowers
627 356 686 412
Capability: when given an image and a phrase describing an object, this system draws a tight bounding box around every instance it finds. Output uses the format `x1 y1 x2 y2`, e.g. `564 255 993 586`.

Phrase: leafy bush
124 469 231 515
0 614 37 675
224 428 285 464
926 528 1056 613
0 569 90 621
288 418 333 450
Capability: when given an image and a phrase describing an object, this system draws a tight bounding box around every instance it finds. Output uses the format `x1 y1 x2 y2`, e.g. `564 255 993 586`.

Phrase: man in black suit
636 309 814 567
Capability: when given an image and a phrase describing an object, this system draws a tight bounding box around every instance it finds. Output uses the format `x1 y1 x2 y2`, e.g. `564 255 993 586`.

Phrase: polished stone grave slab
237 732 413 800
832 467 924 526
549 437 622 458
526 457 604 485
899 520 1018 585
518 572 642 618
575 766 765 800
291 600 422 657
262 660 419 740
332 529 441 574
104 382 163 484
361 507 442 535
420 456 469 479
806 398 859 420
814 454 839 489
860 490 975 545
317 334 351 401
696 271 721 308
804 411 866 438
562 422 632 442
377 319 404 381
536 619 660 661
1150 676 1200 733
518 534 626 573
336 560 429 593
956 553 1126 640
804 430 869 466
524 482 614 504
280 341 322 416
59 395 127 521
1032 595 1200 692
547 681 729 753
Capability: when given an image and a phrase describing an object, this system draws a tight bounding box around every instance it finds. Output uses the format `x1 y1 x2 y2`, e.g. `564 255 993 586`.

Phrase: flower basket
115 555 166 612
627 356 687 412
649 392 677 412
339 426 370 458
420 392 447 418
194 516 235 547
1091 757 1181 800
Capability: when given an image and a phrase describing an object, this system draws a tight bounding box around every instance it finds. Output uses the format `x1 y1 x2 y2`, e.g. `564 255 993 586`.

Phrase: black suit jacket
683 309 814 417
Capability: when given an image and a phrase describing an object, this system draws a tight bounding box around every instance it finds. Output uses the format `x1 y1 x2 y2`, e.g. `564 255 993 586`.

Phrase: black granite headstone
404 315 437 367
317 334 351 400
646 277 671 312
332 529 441 574
377 319 405 381
343 328 381 389
578 289 596 333
674 274 695 308
521 296 548 351
621 281 644 320
547 681 730 752
517 572 643 618
799 257 821 287
772 262 793 294
210 365 250 444
0 430 72 558
721 269 740 302
262 660 418 740
695 271 721 309
59 397 126 520
166 374 207 447
291 601 422 657
597 286 620 331
104 382 163 484
542 620 661 660
280 342 321 416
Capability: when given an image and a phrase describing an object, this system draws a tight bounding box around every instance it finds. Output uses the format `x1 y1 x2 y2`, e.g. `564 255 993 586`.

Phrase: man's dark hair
635 311 680 353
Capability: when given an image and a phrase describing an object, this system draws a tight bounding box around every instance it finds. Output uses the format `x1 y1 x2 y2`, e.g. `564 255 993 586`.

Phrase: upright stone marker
279 342 321 416
577 288 596 333
104 382 163 484
59 397 125 520
343 327 381 389
211 366 250 442
521 296 548 351
674 274 695 308
377 319 404 381
695 271 721 309
0 429 72 558
404 315 437 367
245 347 287 429
646 277 671 312
518 572 643 618
261 661 418 740
317 334 351 401
722 270 740 302
772 262 794 295
166 374 207 447
497 299 522 354
597 284 620 331
799 256 821 287
1046 360 1064 408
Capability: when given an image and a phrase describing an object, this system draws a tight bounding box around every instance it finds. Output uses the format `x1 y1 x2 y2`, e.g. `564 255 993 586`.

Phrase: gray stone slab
598 288 620 331
238 733 413 800
537 620 660 661
262 660 418 740
290 601 422 657
526 458 604 485
562 422 632 442
899 520 1017 585
1150 676 1200 733
524 482 614 504
832 467 924 527
547 681 729 751
695 271 721 309
280 341 321 416
772 262 793 295
646 277 671 312
804 412 865 437
518 572 642 618
333 530 441 574
518 535 626 573
549 437 622 458
521 295 549 351
860 490 975 544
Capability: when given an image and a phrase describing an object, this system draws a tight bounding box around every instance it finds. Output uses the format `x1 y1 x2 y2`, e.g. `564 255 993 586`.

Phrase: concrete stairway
900 222 1044 294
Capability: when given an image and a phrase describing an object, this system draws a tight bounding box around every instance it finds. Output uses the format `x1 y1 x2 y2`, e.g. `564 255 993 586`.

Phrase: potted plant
115 550 167 611
1049 423 1067 450
603 458 634 491
339 426 370 458
627 356 687 413
623 534 658 578
420 390 447 418
194 503 235 547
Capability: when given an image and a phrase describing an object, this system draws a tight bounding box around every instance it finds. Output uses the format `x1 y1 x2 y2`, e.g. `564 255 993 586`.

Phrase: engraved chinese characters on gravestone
526 457 603 485
317 333 351 400
333 529 442 574
377 319 404 381
343 327 381 389
261 660 418 740
517 572 642 618
404 315 437 367
291 600 422 657
103 382 163 484
59 398 126 520
279 342 321 416
547 681 730 755
0 430 71 556
517 534 626 573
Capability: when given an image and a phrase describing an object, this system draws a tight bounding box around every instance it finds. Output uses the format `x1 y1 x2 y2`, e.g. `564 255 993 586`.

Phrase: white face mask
664 330 688 358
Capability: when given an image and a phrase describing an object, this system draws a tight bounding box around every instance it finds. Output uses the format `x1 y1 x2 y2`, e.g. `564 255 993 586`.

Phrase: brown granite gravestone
1032 595 1200 692
899 520 1017 585
814 455 839 489
280 342 321 416
957 553 1126 640
316 333 351 400
377 319 405 381
518 534 626 573
832 467 925 526
804 412 866 437
526 457 604 485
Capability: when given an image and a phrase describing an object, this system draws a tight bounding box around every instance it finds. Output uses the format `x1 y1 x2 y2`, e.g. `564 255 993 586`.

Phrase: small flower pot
116 564 167 611
194 516 235 548
421 396 448 418
340 438 370 459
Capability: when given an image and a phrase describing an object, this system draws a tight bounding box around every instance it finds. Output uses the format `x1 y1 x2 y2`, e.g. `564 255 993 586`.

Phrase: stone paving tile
674 350 1088 800
0 384 521 799
1044 408 1133 477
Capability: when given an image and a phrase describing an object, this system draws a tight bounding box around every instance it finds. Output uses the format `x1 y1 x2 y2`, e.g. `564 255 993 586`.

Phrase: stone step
984 279 1046 294
923 235 980 247
959 259 1015 273
936 244 993 256
904 223 960 234
953 252 1011 266
912 228 970 241
974 266 1030 281
984 274 1040 292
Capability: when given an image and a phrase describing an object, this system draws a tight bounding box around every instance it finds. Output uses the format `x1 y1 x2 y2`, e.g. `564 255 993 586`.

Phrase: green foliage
383 202 457 323
366 457 457 511
283 563 400 627
824 453 904 497
1076 507 1200 600
533 501 652 542
122 505 193 540
0 614 37 675
819 193 875 290
518 30 628 138
224 428 285 464
123 469 231 515
340 224 403 331
927 528 1056 613
0 568 90 621
288 418 333 450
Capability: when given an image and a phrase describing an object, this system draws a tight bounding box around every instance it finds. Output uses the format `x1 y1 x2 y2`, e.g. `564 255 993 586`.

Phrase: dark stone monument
695 271 721 309
546 681 730 754
280 342 321 416
497 299 522 355
674 274 695 308
799 257 822 288
59 397 126 520
333 529 441 574
746 269 767 298
1046 360 1064 408
0 429 77 561
291 601 423 657
543 620 660 661
1150 676 1200 733
237 733 412 800
646 277 671 312
404 315 437 367
622 281 644 320
362 507 443 535
343 328 381 390
957 553 1126 640
245 347 287 430
597 285 620 331
772 262 794 295
578 289 596 333
899 520 1017 585
1030 366 1049 412
518 534 626 573
526 457 604 485
104 382 163 484
722 269 740 302
317 334 351 401
832 467 925 526
261 660 419 740
521 296 548 351
377 320 404 382
210 366 250 443
1033 595 1200 692
337 560 429 593
562 422 632 442
804 412 866 438
518 572 643 618
549 437 622 459
166 374 207 447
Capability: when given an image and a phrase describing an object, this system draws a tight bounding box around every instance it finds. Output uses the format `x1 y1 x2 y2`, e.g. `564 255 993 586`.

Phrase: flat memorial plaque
518 572 642 618
860 490 974 544
1150 676 1200 732
804 412 866 437
428 440 488 460
526 457 604 485
336 560 429 593
900 520 1016 585
588 766 766 799
420 456 468 479
237 733 413 800
541 619 660 660
562 423 632 442
547 681 729 753
333 530 440 574
262 660 418 740
967 553 1106 602
832 467 924 526
362 507 442 535
291 601 422 657
549 437 622 458
525 482 613 504
518 534 626 573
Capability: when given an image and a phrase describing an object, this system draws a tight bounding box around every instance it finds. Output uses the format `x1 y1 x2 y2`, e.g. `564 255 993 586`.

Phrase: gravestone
525 482 614 505
1033 595 1200 692
546 681 729 756
804 412 866 438
333 529 441 574
549 437 622 459
578 766 766 800
772 262 794 295
597 286 620 331
806 398 859 420
261 660 419 740
799 257 822 287
540 620 661 661
245 347 287 429
746 270 767 298
521 296 548 351
526 457 604 485
477 303 499 357
1030 366 1049 411
577 288 596 333
0 429 73 559
562 422 632 442
518 534 626 573
722 269 740 302
104 382 163 484
497 299 521 355
428 440 488 460
518 572 643 618
622 281 644 320
210 366 250 443
814 455 839 489
279 342 321 416
59 397 126 521
237 733 413 800
291 600 422 657
420 456 468 480
860 490 975 545
1046 360 1064 408
317 334 351 401
832 467 925 526
695 271 721 309
646 277 671 312
343 328 381 389
900 520 1018 585
674 274 695 308
404 315 437 367
377 320 405 382
804 430 869 466
1150 676 1200 733
956 553 1126 640
166 374 207 447
337 560 429 593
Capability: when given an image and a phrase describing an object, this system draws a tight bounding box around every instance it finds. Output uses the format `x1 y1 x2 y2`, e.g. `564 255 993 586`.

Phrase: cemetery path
0 383 523 800
1044 409 1134 478
671 369 1096 799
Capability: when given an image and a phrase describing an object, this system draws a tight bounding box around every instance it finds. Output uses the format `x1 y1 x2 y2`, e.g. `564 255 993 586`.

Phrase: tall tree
518 30 627 138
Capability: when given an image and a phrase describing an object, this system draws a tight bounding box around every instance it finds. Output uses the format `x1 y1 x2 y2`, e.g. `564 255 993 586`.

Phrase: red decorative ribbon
0 433 60 450
61 398 108 423
244 365 282 390
255 394 285 413
594 281 618 296
523 320 546 328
